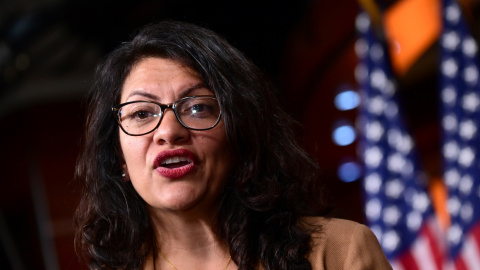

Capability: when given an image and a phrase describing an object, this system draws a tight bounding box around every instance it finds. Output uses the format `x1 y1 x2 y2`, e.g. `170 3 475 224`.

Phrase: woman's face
119 57 232 214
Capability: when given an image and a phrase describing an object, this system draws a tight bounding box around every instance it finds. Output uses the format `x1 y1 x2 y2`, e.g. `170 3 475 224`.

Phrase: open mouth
161 156 192 169
154 149 196 179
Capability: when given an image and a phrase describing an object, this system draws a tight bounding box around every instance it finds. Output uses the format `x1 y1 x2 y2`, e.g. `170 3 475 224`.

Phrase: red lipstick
154 149 196 179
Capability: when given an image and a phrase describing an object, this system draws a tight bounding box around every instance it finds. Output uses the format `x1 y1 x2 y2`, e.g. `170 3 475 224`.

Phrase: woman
75 21 391 269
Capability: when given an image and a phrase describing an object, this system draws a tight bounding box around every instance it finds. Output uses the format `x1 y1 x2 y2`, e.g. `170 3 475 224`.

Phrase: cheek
120 134 149 170
203 131 232 174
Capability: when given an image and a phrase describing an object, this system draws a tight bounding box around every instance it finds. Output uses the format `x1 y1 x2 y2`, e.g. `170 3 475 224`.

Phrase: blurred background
1 0 479 269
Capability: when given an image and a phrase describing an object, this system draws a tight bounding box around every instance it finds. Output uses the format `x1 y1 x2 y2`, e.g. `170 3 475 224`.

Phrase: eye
132 110 152 119
121 102 159 122
179 98 218 118
191 103 210 114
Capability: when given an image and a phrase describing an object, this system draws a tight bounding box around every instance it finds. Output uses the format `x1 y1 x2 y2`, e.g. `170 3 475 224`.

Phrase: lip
154 149 196 179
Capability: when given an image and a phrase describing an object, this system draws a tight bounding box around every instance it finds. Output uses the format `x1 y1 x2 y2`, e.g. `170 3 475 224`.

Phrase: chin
142 181 221 214
162 198 199 211
156 189 205 211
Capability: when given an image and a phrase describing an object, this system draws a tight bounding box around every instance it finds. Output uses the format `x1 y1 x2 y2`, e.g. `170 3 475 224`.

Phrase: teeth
162 156 188 165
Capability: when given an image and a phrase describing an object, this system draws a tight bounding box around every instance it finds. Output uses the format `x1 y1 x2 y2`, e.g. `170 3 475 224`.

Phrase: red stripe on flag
471 223 480 247
454 256 467 270
398 250 419 270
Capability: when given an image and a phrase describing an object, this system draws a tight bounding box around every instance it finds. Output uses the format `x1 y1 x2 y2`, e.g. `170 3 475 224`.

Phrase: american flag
355 10 445 269
440 0 480 269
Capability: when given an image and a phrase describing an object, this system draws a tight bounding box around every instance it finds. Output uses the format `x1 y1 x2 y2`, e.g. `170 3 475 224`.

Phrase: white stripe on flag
390 260 405 270
461 233 480 270
412 231 437 270
443 261 455 270
428 217 446 252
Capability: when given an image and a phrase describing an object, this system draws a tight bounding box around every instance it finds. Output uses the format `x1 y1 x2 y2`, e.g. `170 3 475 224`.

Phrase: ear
122 164 130 181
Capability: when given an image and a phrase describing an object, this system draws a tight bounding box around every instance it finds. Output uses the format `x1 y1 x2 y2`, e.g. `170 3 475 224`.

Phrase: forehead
120 57 206 102
127 57 198 85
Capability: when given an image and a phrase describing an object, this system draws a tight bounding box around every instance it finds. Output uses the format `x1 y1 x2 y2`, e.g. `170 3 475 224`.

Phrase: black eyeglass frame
112 95 222 136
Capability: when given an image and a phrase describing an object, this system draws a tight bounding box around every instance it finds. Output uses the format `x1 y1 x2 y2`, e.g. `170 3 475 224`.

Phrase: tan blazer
305 217 392 270
143 217 392 269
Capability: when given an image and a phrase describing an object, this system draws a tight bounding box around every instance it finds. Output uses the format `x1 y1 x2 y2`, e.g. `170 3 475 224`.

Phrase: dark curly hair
75 20 323 270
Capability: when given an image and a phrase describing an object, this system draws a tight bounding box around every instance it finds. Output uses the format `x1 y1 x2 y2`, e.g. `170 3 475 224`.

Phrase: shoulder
302 217 392 270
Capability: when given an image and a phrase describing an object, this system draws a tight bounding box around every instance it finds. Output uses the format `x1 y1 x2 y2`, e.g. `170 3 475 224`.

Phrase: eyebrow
126 83 208 101
127 91 159 100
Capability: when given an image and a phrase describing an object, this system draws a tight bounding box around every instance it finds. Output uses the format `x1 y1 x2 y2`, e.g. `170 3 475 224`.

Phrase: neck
149 205 221 249
145 208 232 270
159 216 219 249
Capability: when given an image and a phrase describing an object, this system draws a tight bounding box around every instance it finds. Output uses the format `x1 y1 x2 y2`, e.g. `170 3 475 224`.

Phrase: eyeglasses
112 95 222 136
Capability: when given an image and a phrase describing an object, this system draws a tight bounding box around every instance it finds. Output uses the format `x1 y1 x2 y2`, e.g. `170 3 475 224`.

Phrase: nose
152 109 190 144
